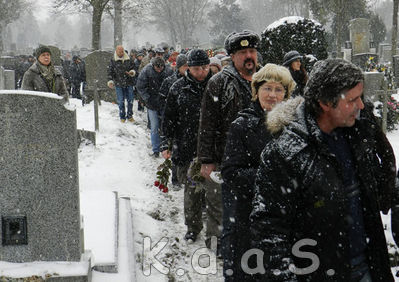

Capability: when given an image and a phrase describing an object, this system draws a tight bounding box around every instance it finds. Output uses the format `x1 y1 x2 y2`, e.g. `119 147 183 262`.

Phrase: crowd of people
17 29 399 282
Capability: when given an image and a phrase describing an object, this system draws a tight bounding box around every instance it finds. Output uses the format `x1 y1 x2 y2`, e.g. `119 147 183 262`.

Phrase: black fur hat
224 30 260 55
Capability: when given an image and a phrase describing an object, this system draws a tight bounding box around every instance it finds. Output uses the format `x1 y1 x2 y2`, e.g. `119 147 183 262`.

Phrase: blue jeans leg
127 86 134 119
115 86 126 120
147 109 160 153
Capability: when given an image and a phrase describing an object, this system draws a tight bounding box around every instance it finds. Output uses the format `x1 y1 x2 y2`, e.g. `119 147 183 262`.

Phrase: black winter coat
136 63 173 111
107 54 135 87
69 61 86 86
197 64 253 165
289 67 307 97
221 100 271 280
159 71 184 116
160 71 211 166
250 100 394 281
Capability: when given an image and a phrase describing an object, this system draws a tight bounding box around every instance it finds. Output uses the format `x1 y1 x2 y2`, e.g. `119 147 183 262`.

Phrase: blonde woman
221 63 295 281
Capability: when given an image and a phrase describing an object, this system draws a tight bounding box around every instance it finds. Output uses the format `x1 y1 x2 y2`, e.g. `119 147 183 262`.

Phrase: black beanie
187 49 210 66
176 54 187 70
35 45 52 59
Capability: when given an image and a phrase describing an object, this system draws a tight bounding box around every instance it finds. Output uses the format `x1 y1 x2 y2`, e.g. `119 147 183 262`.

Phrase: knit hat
176 54 188 70
282 50 302 67
35 45 51 59
151 57 165 68
187 49 210 66
304 58 363 105
209 57 222 71
224 30 260 55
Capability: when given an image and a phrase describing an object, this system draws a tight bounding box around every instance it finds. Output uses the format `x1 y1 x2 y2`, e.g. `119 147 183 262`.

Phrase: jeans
147 109 160 153
115 86 134 120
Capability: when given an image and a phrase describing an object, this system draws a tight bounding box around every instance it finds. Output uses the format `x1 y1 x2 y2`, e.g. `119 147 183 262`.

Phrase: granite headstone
363 72 384 102
0 91 82 262
84 50 114 103
349 18 370 55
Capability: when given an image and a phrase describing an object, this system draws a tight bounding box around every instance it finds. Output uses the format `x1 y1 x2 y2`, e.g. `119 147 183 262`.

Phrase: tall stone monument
349 18 370 55
0 91 82 262
84 50 114 103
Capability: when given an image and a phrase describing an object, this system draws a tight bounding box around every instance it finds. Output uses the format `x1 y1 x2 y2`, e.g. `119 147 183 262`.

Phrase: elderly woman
221 63 295 281
22 45 69 101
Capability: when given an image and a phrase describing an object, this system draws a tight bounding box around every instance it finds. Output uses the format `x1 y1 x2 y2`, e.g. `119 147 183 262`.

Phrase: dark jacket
69 61 86 86
221 100 271 281
107 52 135 87
21 61 68 101
289 67 307 97
159 71 184 116
197 64 254 165
250 99 394 281
160 70 211 166
136 63 173 111
132 58 142 86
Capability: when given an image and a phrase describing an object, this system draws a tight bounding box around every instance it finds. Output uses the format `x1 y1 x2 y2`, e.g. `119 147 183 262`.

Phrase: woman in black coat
283 50 308 97
221 63 296 281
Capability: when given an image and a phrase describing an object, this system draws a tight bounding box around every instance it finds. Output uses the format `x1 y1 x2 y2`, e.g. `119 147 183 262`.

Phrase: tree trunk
0 24 4 55
92 6 103 50
113 0 123 47
301 0 310 18
392 0 398 57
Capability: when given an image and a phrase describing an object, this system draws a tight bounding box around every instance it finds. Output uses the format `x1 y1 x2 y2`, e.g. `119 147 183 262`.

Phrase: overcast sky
35 0 52 21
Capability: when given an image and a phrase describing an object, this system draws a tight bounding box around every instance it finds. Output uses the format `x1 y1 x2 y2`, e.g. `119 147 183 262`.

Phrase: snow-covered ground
74 98 224 282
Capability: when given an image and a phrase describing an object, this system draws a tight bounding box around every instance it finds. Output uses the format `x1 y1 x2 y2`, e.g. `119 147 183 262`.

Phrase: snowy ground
74 98 223 282
73 98 399 281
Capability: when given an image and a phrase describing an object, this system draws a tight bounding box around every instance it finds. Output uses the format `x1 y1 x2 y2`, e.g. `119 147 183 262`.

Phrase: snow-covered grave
0 91 90 281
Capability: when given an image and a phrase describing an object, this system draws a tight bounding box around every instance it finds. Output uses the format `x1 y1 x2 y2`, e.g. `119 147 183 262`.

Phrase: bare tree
393 0 398 57
113 0 122 47
144 0 210 48
53 0 112 50
241 0 308 34
0 0 27 53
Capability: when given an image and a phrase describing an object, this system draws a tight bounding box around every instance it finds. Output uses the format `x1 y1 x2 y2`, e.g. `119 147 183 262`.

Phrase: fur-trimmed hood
114 51 130 62
266 96 304 134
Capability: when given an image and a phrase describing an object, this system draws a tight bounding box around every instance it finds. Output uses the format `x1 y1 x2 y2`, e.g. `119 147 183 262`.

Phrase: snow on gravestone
0 90 82 262
84 50 115 103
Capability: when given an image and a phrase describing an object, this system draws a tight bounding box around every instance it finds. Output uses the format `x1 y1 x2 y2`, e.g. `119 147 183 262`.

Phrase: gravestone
4 70 15 90
48 45 62 66
379 43 392 63
351 53 378 71
84 50 115 103
0 56 18 71
393 55 399 87
0 91 82 262
0 67 5 89
363 72 384 102
349 18 370 55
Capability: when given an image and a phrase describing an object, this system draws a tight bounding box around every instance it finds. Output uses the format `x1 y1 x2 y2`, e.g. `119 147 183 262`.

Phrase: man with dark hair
136 56 172 157
197 30 260 254
250 58 395 281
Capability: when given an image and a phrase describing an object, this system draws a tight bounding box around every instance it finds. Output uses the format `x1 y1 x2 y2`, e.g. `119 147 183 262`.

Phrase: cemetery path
75 99 223 281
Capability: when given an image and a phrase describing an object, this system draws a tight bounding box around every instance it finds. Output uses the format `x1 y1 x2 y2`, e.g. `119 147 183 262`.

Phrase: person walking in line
107 45 136 123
